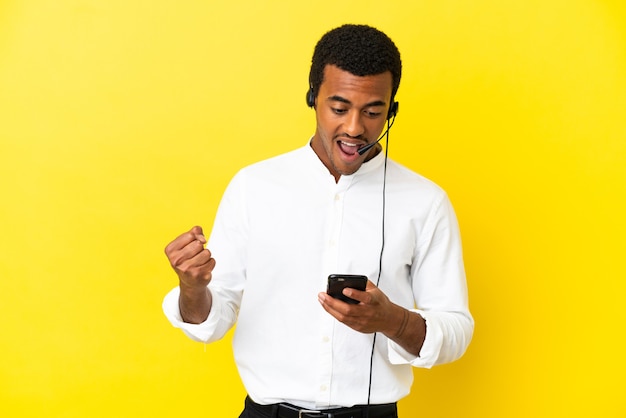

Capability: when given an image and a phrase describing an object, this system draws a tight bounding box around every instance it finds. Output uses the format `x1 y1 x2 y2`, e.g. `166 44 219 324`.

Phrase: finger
342 287 371 304
190 225 207 244
170 240 211 268
185 247 215 270
318 292 342 317
319 293 371 331
176 249 216 277
165 226 206 254
319 292 353 316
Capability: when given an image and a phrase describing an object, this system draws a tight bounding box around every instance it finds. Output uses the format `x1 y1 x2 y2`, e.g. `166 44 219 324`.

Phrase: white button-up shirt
163 142 473 408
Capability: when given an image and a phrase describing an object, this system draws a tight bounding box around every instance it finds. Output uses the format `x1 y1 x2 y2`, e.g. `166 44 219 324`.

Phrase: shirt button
322 336 329 343
334 194 341 201
320 385 327 392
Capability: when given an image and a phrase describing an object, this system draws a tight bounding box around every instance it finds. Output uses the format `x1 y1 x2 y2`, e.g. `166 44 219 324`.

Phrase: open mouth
337 140 364 157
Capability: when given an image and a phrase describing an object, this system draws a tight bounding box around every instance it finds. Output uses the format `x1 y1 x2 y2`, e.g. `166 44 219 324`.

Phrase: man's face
310 64 393 182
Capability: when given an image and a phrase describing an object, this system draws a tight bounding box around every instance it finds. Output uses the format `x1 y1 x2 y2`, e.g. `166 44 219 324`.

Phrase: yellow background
1 1 625 417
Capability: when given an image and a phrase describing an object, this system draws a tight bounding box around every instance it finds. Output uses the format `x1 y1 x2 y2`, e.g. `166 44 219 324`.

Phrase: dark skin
310 65 391 181
164 226 214 324
164 64 426 356
318 283 425 356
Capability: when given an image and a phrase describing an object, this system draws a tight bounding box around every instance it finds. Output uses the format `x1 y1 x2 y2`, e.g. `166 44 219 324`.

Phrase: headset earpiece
387 101 399 120
306 88 316 108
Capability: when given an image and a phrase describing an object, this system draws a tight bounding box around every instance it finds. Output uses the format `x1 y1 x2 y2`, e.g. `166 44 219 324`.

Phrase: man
163 24 473 418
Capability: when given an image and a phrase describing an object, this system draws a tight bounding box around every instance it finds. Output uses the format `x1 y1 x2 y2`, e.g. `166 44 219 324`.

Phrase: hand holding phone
327 274 368 304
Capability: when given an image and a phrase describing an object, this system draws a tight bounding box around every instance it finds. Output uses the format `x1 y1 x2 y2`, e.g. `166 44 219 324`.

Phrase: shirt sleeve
162 286 231 343
388 192 474 368
387 309 474 368
161 171 248 344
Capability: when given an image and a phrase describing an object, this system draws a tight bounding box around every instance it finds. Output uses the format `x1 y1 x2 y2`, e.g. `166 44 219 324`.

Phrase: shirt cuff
387 310 442 369
162 286 222 343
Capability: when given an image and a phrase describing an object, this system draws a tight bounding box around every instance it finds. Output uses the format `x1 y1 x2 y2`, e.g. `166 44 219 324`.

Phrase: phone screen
327 274 368 304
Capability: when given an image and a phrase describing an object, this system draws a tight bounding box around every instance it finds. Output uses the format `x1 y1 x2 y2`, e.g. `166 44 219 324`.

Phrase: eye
364 110 383 118
332 107 348 115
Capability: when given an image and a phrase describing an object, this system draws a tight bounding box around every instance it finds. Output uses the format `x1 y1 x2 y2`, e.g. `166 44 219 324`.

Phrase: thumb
191 225 206 243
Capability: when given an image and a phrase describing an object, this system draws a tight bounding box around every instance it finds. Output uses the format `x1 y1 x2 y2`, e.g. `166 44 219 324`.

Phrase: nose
343 110 365 138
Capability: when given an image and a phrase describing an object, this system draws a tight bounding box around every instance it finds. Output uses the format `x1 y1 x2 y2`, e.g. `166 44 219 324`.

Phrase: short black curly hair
308 24 402 101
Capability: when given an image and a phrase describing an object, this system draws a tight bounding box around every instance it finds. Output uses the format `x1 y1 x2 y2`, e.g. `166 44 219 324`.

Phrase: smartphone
327 274 368 304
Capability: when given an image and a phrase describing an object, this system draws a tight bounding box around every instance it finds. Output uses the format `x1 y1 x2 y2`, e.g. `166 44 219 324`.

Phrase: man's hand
317 280 426 356
165 226 215 323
